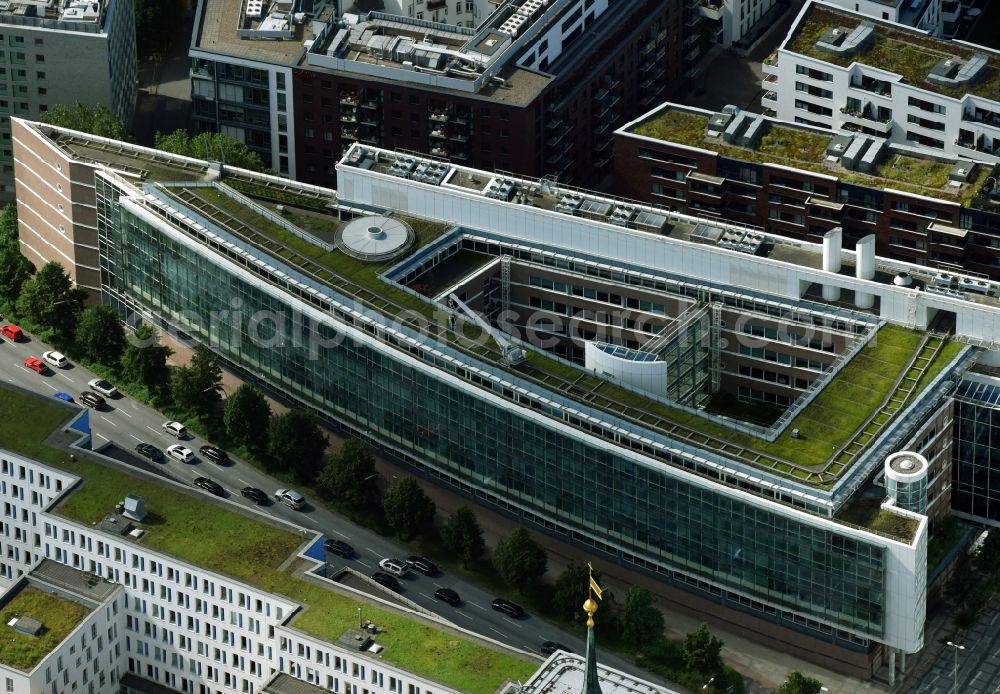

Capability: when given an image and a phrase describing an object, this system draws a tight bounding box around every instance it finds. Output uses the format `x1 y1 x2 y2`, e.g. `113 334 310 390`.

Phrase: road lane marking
146 426 160 435
100 416 117 427
117 409 133 418
504 618 519 626
456 612 472 619
420 593 433 601
95 432 109 441
330 529 350 538
488 627 505 637
470 603 487 611
357 560 371 568
43 382 57 391
58 373 74 382
365 547 380 555
129 434 143 441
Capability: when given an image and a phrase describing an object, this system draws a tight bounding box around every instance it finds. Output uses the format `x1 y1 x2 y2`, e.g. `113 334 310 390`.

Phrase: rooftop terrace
0 583 91 672
786 4 1000 101
3 388 536 693
627 105 993 206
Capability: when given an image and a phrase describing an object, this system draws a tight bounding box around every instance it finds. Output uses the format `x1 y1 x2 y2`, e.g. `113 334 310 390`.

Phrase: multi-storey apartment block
380 0 493 27
0 0 136 199
189 0 681 187
765 1 1000 163
17 118 1000 680
695 0 783 51
613 101 1000 278
819 0 942 35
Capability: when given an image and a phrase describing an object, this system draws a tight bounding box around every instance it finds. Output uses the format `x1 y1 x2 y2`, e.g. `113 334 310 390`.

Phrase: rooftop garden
835 497 919 543
0 586 91 671
5 391 536 693
787 5 1000 101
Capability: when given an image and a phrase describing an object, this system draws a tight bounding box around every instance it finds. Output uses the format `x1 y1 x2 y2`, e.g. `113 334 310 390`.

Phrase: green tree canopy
619 587 664 649
775 671 824 694
682 623 725 677
41 103 128 140
0 203 17 244
492 526 547 593
75 305 126 366
316 438 380 513
120 323 173 397
171 345 223 419
382 477 436 541
0 203 32 302
14 261 86 342
441 506 485 569
155 130 266 172
223 384 272 451
551 563 602 623
267 409 327 482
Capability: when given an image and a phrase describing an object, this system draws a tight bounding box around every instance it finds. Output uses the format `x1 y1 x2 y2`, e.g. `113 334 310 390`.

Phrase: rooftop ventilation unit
815 22 874 56
857 137 886 173
8 616 44 637
826 134 854 160
246 0 264 18
739 115 767 148
927 53 989 87
841 135 869 170
707 108 737 137
122 494 147 522
723 111 750 145
950 160 974 184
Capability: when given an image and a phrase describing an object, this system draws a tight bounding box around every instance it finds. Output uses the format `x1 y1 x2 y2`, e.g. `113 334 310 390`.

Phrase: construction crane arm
448 293 526 365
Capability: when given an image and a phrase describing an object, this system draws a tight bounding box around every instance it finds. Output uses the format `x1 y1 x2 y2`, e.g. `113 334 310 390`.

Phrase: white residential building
698 0 781 50
819 0 942 35
381 0 492 27
766 1 1000 163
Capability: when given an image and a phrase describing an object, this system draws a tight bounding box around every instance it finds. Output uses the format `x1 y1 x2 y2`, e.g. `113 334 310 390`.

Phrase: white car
166 444 195 464
378 558 410 577
274 488 305 510
42 351 69 368
162 421 189 439
87 378 118 397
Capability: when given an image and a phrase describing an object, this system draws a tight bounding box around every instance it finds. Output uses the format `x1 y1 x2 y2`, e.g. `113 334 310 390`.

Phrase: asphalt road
0 326 645 677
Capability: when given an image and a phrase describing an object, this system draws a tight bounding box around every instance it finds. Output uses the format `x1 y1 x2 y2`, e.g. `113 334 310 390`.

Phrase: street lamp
946 641 965 694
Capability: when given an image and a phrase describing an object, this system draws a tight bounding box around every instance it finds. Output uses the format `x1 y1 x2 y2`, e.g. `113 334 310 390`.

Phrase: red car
1 324 23 341
23 357 48 374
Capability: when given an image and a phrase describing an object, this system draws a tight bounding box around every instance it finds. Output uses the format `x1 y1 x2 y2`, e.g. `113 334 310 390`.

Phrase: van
162 421 189 439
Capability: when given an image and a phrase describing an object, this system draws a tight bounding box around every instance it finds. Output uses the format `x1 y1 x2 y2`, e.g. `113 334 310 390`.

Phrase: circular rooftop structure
885 451 928 481
337 215 414 262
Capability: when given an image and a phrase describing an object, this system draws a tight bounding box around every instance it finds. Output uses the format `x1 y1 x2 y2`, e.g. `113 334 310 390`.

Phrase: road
0 327 646 678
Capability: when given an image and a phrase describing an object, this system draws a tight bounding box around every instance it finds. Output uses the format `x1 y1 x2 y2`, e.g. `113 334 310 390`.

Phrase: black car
324 539 355 558
540 641 571 656
79 391 106 410
406 555 438 576
491 598 525 618
240 487 267 504
433 587 461 607
199 445 230 465
134 442 163 462
194 477 225 496
371 572 400 592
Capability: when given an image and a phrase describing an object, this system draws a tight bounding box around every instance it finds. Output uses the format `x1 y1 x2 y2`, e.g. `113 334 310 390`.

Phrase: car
51 392 74 403
540 641 571 656
198 445 229 465
405 555 438 576
491 598 525 618
433 587 461 606
378 558 410 577
23 357 48 374
193 477 224 496
134 443 164 462
0 324 23 341
162 421 188 439
274 488 305 510
166 444 195 464
323 539 355 558
78 391 106 409
371 572 400 592
42 351 69 368
87 378 118 398
240 487 268 504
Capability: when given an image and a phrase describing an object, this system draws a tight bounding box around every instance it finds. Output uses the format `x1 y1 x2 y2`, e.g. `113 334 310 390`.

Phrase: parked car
378 558 410 577
371 572 400 592
42 351 69 368
405 555 438 576
198 445 229 465
78 391 106 409
491 598 525 618
166 444 195 464
433 588 461 607
162 421 188 439
240 487 268 504
134 443 163 462
323 539 355 558
540 641 571 656
274 488 305 510
1 324 23 341
51 392 74 403
193 477 224 496
87 378 118 397
23 357 48 374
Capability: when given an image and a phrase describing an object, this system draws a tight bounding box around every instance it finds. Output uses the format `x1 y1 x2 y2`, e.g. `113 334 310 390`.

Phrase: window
35 54 43 63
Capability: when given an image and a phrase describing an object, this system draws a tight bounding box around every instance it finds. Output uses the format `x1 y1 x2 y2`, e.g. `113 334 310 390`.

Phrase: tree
682 623 724 677
267 409 327 482
441 506 485 568
775 671 824 694
492 526 547 593
75 305 126 366
15 261 86 341
382 477 436 541
316 439 380 513
155 130 266 172
41 103 128 140
551 563 602 623
223 384 271 451
0 203 17 244
0 204 32 302
120 323 173 397
171 345 223 418
619 587 664 649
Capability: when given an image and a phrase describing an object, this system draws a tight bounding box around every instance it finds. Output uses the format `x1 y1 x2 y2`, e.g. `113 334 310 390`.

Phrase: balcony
450 151 468 161
686 45 702 62
955 135 1000 158
448 132 469 143
963 109 1000 128
762 53 779 75
698 0 722 20
761 91 777 106
685 11 703 28
430 145 448 157
429 129 447 139
429 112 449 123
850 78 892 98
593 88 611 103
359 100 380 110
339 95 358 106
340 112 358 123
839 105 892 134
341 128 358 141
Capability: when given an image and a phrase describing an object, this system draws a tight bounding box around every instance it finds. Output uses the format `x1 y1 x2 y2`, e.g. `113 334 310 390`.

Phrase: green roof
628 107 992 206
0 586 91 671
5 389 536 693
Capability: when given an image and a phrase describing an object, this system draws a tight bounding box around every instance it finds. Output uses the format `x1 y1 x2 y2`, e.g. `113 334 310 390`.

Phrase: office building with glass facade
16 119 1000 680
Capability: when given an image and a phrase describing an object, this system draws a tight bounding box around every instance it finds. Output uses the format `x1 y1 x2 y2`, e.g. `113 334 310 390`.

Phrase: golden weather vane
583 562 603 628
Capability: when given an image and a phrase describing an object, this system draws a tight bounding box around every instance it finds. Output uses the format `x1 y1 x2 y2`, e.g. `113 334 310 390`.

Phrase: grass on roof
836 497 918 542
0 586 91 671
4 390 536 693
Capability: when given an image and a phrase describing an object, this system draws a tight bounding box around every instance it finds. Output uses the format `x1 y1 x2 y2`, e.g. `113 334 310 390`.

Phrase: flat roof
192 0 326 64
785 3 1000 101
0 582 92 671
29 559 120 604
